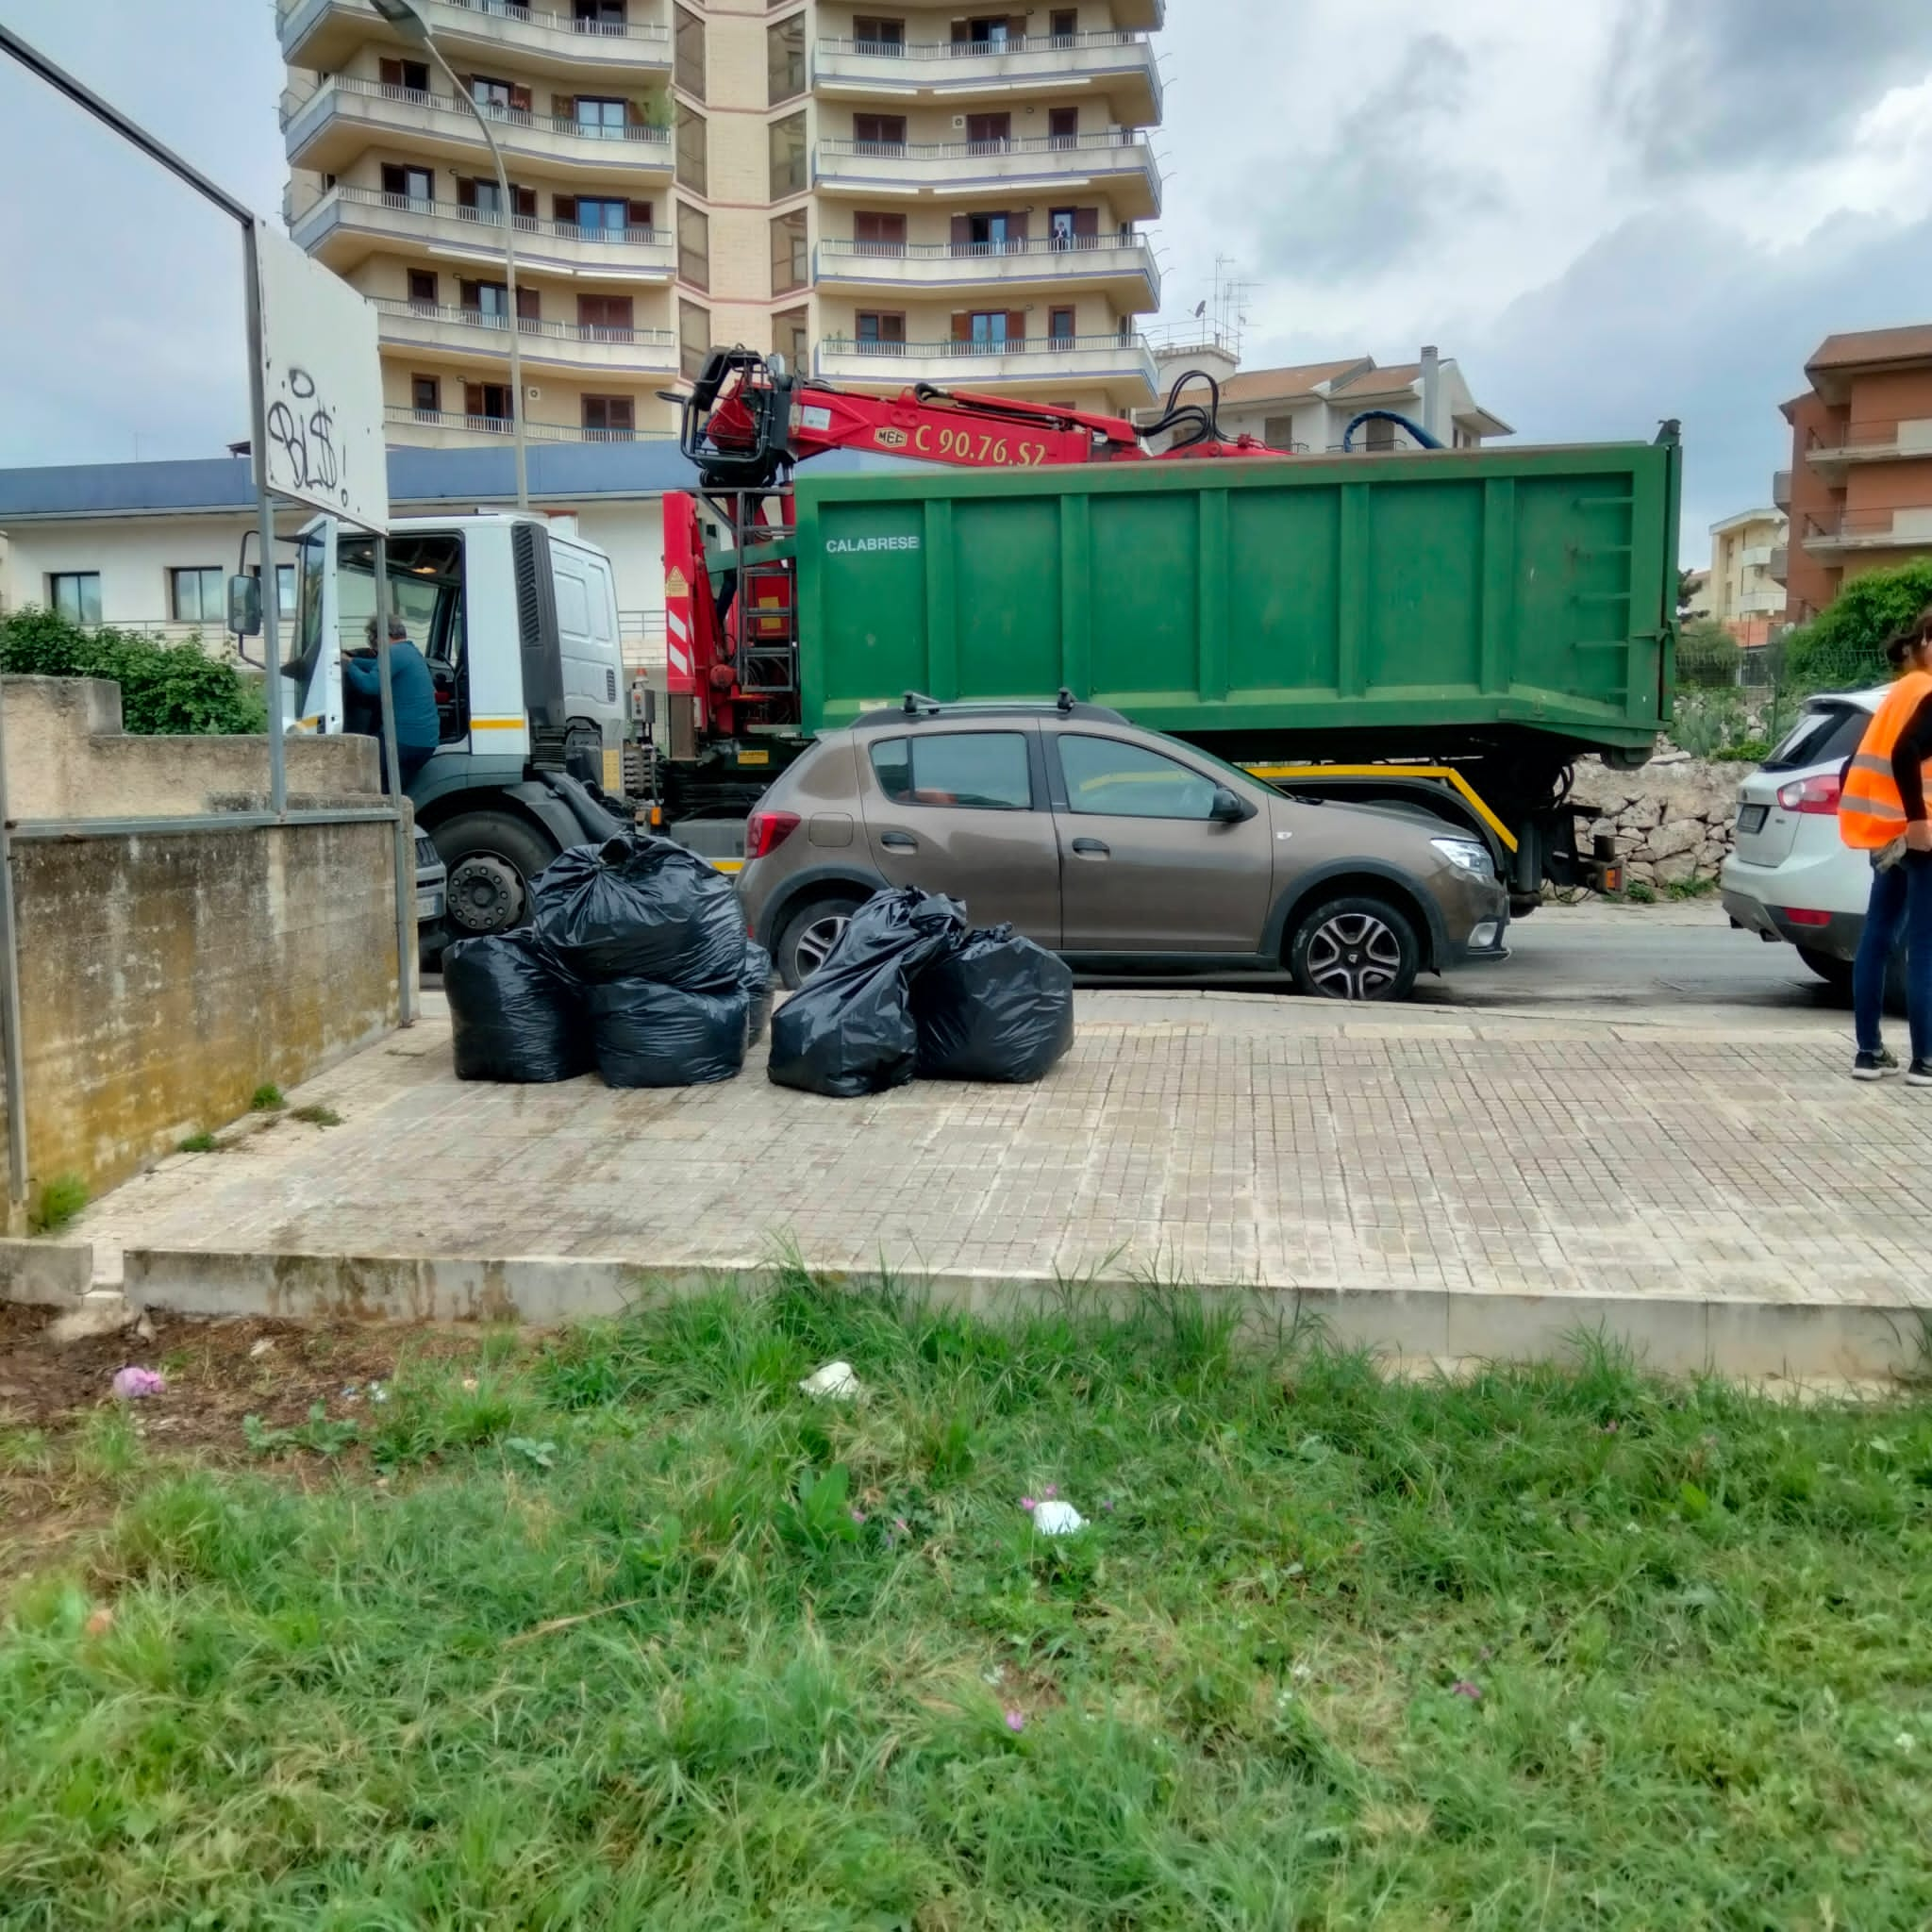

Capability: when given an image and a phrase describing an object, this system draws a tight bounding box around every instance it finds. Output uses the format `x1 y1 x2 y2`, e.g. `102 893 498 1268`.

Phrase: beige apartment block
275 0 1166 449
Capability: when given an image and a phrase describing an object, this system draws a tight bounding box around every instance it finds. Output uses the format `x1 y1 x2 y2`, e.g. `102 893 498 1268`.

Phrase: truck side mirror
227 574 263 638
1209 786 1253 824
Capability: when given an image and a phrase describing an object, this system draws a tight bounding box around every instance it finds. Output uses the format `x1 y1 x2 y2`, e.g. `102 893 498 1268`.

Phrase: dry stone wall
1571 755 1750 889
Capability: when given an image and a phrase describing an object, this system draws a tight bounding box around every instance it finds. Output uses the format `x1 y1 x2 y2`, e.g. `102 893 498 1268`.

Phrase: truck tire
433 812 560 948
774 891 865 990
1287 893 1421 1003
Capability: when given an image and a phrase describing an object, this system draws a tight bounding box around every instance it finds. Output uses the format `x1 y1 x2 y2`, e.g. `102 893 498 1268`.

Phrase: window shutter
458 176 477 209
1008 211 1028 242
465 383 485 417
951 21 968 42
883 313 906 344
554 194 577 222
628 200 654 228
509 84 531 113
517 288 540 321
951 312 972 341
950 214 971 251
1008 16 1028 42
1074 207 1100 238
1007 310 1025 341
458 279 480 308
514 186 536 218
379 58 403 87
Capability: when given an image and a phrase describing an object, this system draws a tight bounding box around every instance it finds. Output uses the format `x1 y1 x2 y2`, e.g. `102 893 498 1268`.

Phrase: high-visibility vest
1840 670 1932 849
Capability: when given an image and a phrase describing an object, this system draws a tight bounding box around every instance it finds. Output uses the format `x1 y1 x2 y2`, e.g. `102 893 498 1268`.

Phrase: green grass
3 1277 1931 1929
289 1105 341 1129
25 1173 87 1234
174 1132 218 1155
249 1084 285 1112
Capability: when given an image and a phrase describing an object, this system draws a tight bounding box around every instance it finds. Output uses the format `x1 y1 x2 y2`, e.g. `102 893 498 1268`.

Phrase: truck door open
285 517 345 734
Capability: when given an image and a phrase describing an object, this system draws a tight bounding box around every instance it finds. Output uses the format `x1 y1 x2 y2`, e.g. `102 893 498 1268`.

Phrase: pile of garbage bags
444 833 770 1089
768 889 1074 1097
444 845 1072 1096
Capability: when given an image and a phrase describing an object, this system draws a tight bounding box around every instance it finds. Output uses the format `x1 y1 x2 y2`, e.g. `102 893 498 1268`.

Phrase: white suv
1720 688 1886 994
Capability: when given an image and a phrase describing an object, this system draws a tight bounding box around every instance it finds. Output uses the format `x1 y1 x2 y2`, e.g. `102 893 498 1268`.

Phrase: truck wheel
774 891 863 989
1288 894 1421 1003
434 813 558 944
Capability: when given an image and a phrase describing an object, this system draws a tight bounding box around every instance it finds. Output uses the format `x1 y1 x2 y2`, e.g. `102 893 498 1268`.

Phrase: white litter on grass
1030 1500 1086 1537
798 1360 863 1401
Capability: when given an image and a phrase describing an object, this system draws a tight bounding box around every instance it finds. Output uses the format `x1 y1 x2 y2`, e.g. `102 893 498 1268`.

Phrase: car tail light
744 809 801 860
1780 907 1832 927
1776 774 1841 814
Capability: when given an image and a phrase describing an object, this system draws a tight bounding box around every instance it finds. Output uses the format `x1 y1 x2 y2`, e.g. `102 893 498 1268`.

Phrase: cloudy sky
4 0 1932 558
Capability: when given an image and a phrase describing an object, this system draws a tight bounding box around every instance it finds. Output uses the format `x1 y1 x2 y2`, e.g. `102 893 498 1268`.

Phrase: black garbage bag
913 924 1074 1083
530 833 746 989
442 932 591 1083
586 977 750 1089
741 941 774 1047
767 889 966 1098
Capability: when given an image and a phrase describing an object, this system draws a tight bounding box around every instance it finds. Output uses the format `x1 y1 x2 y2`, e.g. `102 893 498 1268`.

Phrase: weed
1624 879 1658 904
242 1401 359 1458
289 1104 341 1128
1663 874 1722 901
249 1083 285 1111
175 1130 218 1154
27 1172 87 1233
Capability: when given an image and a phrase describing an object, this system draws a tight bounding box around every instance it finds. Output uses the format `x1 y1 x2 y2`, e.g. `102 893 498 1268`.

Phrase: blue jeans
1854 850 1932 1059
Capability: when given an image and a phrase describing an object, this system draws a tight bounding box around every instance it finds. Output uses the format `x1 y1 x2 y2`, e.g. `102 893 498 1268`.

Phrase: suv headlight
1430 835 1495 878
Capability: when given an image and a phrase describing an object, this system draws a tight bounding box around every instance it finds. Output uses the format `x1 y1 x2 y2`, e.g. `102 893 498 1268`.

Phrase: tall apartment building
275 0 1165 452
1705 508 1787 649
1773 324 1932 625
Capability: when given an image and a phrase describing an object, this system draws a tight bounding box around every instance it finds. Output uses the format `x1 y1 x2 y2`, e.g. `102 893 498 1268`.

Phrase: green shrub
250 1084 286 1112
1783 558 1932 693
1676 617 1741 690
1669 691 1750 758
0 607 266 736
29 1173 88 1234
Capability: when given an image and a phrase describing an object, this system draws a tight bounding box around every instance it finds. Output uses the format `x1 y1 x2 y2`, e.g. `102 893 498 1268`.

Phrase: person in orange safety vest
1840 603 1932 1082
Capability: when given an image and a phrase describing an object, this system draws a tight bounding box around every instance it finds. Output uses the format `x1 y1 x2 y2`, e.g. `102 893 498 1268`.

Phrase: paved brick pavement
73 986 1929 1335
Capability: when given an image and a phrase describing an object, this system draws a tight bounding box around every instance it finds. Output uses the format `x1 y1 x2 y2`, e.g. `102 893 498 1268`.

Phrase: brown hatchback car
738 701 1510 998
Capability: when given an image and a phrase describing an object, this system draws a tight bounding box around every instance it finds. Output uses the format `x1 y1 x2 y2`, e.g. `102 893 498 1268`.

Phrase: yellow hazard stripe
1240 762 1520 854
710 858 744 875
470 717 527 733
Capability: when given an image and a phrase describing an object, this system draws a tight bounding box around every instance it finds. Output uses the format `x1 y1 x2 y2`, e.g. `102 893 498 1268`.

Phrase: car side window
1057 734 1220 820
870 730 1033 810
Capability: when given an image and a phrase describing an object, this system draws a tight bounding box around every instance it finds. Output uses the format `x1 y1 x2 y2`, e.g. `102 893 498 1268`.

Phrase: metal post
420 40 530 511
0 679 29 1217
371 539 417 1026
242 220 288 815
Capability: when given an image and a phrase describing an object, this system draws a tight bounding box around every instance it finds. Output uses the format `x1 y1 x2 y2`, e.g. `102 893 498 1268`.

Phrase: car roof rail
849 696 1132 732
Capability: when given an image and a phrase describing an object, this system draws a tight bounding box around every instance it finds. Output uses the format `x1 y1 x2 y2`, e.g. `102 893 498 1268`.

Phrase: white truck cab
285 512 635 949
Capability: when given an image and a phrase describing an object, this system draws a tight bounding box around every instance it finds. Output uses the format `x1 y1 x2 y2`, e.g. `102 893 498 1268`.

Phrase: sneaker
1853 1048 1900 1080
1908 1060 1932 1088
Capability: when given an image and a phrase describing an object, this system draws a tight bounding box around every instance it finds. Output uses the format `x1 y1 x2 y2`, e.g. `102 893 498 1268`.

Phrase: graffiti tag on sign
265 367 351 509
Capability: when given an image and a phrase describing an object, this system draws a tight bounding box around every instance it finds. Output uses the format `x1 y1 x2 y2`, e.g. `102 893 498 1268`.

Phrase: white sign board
253 220 388 533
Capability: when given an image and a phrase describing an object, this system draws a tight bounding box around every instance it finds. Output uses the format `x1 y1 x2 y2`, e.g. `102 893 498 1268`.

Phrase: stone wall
1572 756 1749 890
1 676 402 1210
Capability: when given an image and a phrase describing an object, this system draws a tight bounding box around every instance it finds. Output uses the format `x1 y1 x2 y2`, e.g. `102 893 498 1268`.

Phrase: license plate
416 891 445 921
1738 804 1768 834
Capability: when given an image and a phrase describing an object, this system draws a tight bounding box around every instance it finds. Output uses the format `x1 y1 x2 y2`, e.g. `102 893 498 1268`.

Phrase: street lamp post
371 0 531 511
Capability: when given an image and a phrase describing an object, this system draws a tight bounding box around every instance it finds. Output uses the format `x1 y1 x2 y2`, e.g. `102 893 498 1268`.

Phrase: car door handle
878 830 918 851
1071 837 1110 858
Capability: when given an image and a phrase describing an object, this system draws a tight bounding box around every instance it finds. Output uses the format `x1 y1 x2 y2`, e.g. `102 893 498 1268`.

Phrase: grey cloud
1462 203 1932 546
1607 0 1932 178
1248 33 1500 279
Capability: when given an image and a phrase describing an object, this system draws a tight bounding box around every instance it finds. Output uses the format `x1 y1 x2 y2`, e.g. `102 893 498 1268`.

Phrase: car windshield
1762 702 1870 774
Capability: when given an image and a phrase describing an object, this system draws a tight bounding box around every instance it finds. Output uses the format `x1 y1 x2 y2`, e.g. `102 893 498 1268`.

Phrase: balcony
282 77 673 182
1805 418 1932 475
289 184 675 280
277 0 670 81
814 129 1159 219
1772 468 1790 510
386 404 675 447
373 298 676 375
1799 508 1932 554
815 234 1159 309
1767 545 1788 584
812 30 1161 125
815 332 1158 400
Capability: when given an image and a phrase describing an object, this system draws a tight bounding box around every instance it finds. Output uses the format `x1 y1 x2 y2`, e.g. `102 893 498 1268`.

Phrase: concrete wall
1 675 401 1208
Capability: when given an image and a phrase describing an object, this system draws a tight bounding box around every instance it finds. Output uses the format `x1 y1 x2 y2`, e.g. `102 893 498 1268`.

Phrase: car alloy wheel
792 909 850 976
1304 909 1404 1000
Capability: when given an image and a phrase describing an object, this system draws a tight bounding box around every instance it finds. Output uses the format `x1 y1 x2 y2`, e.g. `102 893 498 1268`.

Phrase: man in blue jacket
343 614 441 793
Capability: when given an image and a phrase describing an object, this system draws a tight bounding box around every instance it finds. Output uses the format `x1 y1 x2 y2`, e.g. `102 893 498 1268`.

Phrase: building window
464 382 515 427
575 96 627 138
1049 307 1074 342
853 112 907 154
771 208 808 293
583 395 636 441
767 13 806 103
412 375 441 418
578 293 635 341
1049 8 1076 42
857 311 907 353
769 111 808 198
678 201 710 290
674 4 706 99
675 100 708 193
854 209 906 256
575 0 628 31
775 305 810 372
408 267 439 308
1366 417 1395 452
169 570 228 625
251 563 298 618
854 15 905 52
965 112 1011 151
1048 107 1078 147
380 162 433 207
470 75 532 120
953 210 1024 255
377 57 429 95
679 297 711 380
954 309 1023 350
49 573 101 625
459 280 539 324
